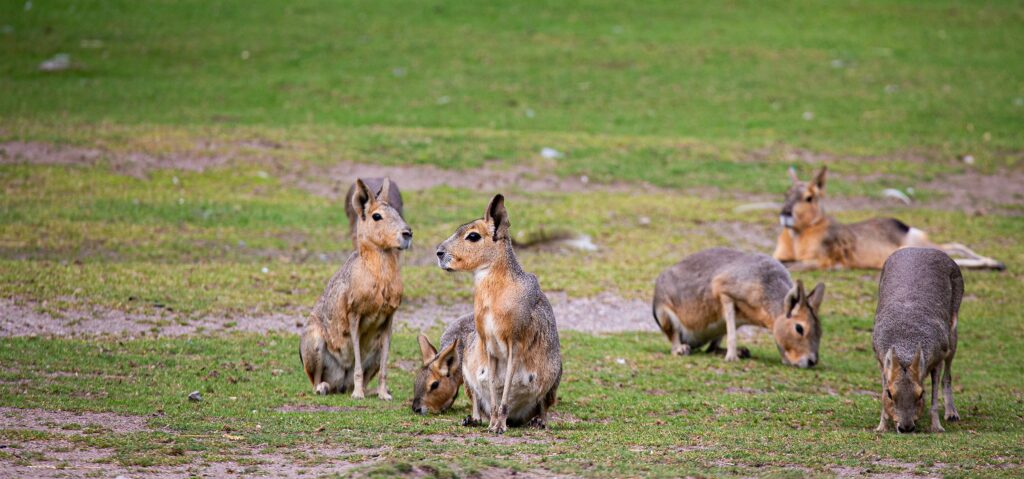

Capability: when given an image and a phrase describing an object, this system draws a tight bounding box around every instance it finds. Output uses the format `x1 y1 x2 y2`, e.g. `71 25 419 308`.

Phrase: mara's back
655 248 791 311
873 248 962 360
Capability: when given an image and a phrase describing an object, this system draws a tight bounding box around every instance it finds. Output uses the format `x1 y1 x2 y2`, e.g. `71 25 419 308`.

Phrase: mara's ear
377 177 392 203
418 334 438 366
812 166 828 190
437 339 459 377
806 282 826 315
908 348 926 382
484 194 510 241
883 347 897 381
350 179 373 221
788 166 800 183
785 280 805 317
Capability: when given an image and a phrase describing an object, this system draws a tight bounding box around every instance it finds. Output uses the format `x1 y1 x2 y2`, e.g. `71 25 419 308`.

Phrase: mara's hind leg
938 241 1003 270
300 324 331 395
720 296 741 362
944 313 961 422
655 305 690 356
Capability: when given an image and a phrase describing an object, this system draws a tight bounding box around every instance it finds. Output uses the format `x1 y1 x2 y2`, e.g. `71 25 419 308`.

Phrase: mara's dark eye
804 196 813 203
886 390 893 399
429 381 440 391
372 213 383 222
795 324 805 336
466 232 481 242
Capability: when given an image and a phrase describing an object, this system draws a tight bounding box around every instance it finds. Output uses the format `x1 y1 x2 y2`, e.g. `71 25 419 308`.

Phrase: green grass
2 0 1023 159
2 0 1023 477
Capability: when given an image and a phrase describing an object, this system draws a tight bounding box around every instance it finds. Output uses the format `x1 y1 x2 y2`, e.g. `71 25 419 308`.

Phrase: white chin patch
780 216 795 228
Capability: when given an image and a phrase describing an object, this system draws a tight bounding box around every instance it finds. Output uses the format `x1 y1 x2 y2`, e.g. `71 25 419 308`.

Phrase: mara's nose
807 357 817 368
436 249 445 259
897 423 915 433
402 229 413 239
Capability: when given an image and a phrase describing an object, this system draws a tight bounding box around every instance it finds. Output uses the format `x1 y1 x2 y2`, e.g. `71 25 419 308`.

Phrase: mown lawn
1 0 1023 477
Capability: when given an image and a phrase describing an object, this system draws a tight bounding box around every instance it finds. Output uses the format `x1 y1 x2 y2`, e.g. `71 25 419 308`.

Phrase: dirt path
0 293 659 339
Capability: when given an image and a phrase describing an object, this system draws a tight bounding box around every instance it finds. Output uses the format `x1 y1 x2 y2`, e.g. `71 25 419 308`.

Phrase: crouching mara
652 247 825 368
873 247 962 433
299 178 412 399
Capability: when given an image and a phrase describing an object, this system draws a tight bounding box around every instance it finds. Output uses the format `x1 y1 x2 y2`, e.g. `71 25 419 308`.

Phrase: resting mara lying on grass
436 194 562 433
412 313 475 415
873 247 962 433
774 166 1004 271
300 178 413 399
653 248 824 368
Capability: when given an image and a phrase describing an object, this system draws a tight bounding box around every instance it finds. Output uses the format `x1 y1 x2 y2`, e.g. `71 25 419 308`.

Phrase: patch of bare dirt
2 294 785 340
0 439 378 479
286 159 657 199
416 432 554 445
0 141 231 177
923 170 1024 214
0 407 153 435
0 298 304 338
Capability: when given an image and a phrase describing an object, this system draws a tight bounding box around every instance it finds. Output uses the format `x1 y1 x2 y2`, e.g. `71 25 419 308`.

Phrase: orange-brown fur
436 194 562 434
299 178 412 399
774 166 1004 271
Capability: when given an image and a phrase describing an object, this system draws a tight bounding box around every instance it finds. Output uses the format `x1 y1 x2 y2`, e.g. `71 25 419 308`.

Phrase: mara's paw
930 423 946 433
945 410 961 422
315 382 330 395
875 422 890 433
724 351 740 362
377 388 392 401
351 388 365 399
671 344 691 356
528 416 547 429
488 422 507 435
462 416 482 427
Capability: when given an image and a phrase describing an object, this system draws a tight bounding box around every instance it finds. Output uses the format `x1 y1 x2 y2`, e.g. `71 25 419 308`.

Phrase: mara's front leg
875 370 891 432
375 315 394 401
349 313 366 399
773 230 795 262
490 341 516 435
720 296 740 362
487 354 500 431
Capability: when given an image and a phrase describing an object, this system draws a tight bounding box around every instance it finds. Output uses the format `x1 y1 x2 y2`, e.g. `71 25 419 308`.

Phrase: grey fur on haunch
872 247 963 433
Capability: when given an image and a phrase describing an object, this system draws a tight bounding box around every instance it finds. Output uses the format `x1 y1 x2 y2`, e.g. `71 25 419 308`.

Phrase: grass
2 0 1023 477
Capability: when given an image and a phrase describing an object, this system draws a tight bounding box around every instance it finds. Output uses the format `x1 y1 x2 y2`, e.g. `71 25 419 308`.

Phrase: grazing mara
653 248 824 367
773 166 1004 271
300 178 412 399
873 247 962 433
435 194 562 433
412 313 475 415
